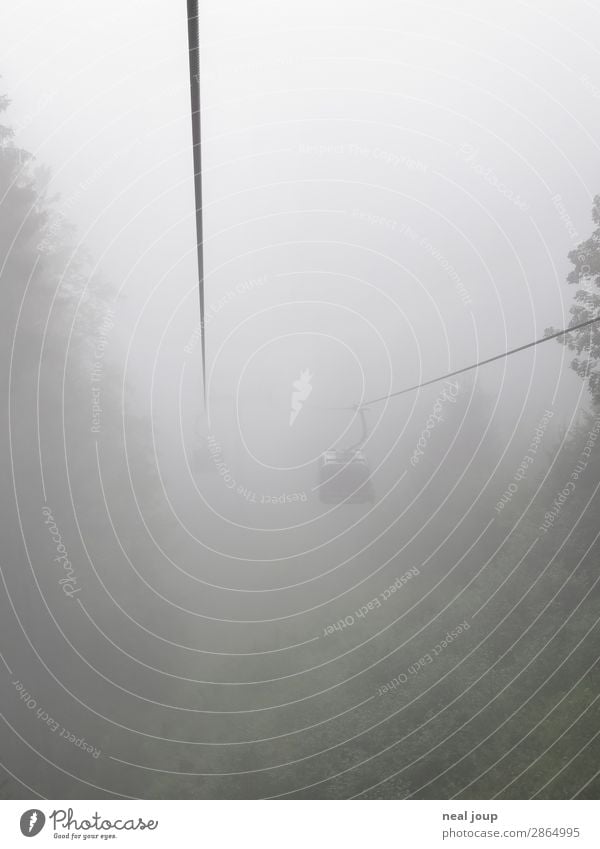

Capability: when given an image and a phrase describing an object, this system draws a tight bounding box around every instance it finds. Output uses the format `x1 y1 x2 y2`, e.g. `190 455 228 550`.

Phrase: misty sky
2 0 600 492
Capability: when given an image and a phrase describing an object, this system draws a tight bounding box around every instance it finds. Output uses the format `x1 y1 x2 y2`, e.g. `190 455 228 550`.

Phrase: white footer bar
0 800 598 848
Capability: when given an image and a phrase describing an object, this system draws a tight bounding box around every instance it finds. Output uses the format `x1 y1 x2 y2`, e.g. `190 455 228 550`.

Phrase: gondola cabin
318 448 375 504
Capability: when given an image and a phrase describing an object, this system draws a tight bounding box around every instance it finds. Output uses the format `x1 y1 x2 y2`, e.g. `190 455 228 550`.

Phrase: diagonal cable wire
357 314 600 408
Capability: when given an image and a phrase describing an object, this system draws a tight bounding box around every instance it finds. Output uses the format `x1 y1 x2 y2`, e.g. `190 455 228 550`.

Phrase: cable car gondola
318 408 375 504
318 448 375 504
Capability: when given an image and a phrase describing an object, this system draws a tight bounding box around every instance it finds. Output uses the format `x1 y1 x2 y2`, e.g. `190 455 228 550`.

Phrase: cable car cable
356 313 600 409
186 0 206 402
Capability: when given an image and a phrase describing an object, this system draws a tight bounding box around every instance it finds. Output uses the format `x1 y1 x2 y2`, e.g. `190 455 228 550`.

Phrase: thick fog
1 0 599 800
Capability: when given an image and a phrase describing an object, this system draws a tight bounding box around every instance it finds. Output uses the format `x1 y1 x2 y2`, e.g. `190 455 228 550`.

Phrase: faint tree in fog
548 195 600 404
